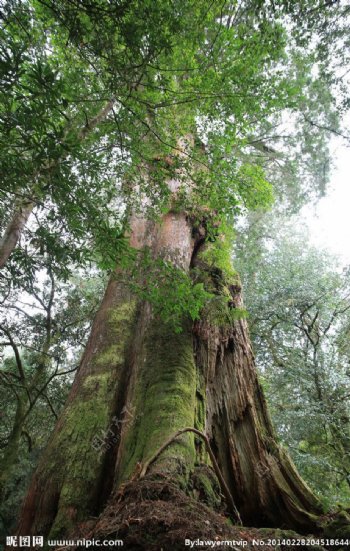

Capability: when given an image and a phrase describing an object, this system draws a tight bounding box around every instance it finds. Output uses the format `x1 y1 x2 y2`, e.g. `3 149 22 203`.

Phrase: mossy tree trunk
16 277 137 537
16 182 325 541
16 207 199 538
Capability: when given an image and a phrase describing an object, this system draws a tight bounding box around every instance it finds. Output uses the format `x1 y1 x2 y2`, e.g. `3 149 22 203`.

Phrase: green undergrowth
198 221 237 281
126 250 212 333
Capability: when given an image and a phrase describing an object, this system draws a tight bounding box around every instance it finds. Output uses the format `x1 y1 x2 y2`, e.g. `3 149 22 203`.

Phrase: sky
301 136 350 266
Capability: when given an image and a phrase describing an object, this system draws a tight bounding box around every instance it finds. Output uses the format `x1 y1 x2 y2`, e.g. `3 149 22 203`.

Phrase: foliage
201 295 248 329
126 251 213 333
1 0 346 282
198 222 237 280
0 0 347 347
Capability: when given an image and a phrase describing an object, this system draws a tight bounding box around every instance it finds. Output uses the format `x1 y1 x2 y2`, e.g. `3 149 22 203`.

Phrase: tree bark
16 201 197 535
0 397 26 497
194 283 322 530
0 200 34 269
16 276 137 536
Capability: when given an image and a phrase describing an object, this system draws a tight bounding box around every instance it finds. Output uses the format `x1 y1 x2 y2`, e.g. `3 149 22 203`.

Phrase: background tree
0 261 105 539
235 219 350 508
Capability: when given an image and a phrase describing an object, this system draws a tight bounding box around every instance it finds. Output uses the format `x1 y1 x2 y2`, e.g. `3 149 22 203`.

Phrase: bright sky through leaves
303 135 350 265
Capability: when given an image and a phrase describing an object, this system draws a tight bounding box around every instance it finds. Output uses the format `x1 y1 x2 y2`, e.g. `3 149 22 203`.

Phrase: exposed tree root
69 478 330 551
139 427 242 525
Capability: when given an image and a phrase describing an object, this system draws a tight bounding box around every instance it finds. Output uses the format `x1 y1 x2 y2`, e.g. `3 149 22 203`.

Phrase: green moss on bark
190 465 222 509
45 299 136 537
323 511 350 539
117 319 197 485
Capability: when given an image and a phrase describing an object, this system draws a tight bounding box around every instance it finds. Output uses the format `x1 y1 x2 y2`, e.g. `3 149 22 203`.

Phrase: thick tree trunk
16 276 137 536
15 204 327 542
16 205 197 536
15 135 336 542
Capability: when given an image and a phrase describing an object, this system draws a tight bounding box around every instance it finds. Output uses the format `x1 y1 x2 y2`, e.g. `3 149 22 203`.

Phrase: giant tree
2 0 350 547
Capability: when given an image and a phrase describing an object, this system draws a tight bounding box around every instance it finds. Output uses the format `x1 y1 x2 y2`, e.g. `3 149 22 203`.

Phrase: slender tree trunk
0 100 115 271
0 200 34 269
0 397 26 496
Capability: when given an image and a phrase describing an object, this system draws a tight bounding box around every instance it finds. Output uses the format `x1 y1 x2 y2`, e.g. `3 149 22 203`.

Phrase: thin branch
0 324 25 381
302 114 350 142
